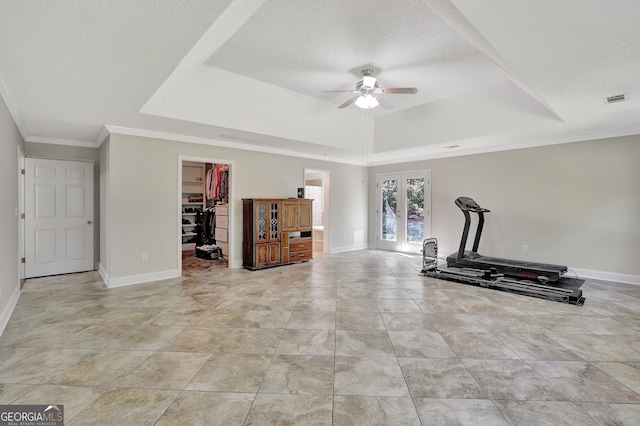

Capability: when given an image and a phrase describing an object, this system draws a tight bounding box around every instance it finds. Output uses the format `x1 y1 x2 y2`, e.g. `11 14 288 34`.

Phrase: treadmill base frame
421 238 585 306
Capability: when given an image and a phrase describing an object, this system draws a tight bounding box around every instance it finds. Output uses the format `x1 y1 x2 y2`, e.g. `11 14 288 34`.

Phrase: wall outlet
141 253 148 262
522 245 528 253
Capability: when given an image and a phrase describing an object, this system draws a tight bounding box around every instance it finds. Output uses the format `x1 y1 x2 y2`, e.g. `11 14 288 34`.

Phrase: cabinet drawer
289 239 312 252
217 242 229 256
216 214 228 228
214 228 228 242
289 250 312 261
216 205 228 216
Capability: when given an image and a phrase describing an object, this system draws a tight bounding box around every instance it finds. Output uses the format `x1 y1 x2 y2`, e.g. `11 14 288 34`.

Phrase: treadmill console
455 196 490 213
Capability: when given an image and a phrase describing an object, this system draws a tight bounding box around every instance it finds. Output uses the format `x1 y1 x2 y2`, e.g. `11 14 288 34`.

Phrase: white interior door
377 171 430 254
25 158 94 278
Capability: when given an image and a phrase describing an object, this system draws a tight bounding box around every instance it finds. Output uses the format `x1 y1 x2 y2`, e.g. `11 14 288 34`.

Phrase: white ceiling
1 0 639 165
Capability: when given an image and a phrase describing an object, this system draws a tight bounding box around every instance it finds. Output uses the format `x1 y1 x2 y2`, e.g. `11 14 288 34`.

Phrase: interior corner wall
104 133 367 282
0 93 24 334
368 135 640 280
99 136 110 282
24 142 101 268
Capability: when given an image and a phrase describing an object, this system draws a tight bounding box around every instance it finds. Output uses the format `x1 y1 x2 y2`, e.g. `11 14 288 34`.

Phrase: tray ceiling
1 0 639 164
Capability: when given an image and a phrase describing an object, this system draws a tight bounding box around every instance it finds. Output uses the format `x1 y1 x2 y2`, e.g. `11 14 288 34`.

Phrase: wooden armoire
242 198 313 270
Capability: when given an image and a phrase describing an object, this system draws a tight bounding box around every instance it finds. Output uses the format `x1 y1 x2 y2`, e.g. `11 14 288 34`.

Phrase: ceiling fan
322 69 418 110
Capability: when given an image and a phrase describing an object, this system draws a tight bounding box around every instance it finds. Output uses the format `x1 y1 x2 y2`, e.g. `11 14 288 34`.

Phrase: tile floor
1 250 639 425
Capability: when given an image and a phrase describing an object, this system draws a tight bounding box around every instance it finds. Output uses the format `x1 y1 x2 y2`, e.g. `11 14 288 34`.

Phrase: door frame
376 170 431 253
303 167 330 253
17 146 25 283
177 155 236 274
24 157 95 277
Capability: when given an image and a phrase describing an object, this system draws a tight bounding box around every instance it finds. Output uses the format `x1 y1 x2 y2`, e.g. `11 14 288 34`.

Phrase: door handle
87 220 93 225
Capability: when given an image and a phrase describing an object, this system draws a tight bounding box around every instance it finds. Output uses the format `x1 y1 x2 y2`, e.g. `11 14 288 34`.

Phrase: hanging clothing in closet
205 165 229 201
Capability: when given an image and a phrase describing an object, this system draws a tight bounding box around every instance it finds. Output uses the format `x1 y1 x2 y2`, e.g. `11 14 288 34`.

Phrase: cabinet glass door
257 202 267 242
269 202 279 240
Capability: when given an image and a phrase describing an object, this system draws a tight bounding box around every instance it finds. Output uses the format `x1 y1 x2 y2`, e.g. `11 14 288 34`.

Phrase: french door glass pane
381 179 398 241
405 177 424 242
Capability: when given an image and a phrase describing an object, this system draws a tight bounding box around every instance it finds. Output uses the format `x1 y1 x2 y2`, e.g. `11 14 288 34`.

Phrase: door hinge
21 213 25 219
21 169 25 175
21 258 25 264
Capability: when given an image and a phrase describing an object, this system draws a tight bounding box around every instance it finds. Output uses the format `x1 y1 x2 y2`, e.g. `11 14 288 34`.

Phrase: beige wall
11 124 640 290
369 135 640 278
25 142 101 266
102 133 368 281
0 93 24 331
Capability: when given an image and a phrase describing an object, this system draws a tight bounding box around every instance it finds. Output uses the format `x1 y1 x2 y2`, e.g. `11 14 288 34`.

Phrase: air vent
603 93 628 104
445 145 460 149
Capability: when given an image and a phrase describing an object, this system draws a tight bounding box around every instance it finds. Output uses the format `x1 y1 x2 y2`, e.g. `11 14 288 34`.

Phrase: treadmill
421 237 584 305
446 196 568 283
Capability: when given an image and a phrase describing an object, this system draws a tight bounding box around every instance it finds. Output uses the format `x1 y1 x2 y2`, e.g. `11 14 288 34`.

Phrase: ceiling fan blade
382 87 418 94
337 96 359 109
320 90 356 93
374 94 394 110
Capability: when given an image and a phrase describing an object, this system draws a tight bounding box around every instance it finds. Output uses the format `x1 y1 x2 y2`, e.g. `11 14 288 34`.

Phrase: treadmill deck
447 251 567 281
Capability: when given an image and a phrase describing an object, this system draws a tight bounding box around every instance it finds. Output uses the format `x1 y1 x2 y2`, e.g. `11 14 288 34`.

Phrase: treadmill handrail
455 196 490 213
455 197 488 261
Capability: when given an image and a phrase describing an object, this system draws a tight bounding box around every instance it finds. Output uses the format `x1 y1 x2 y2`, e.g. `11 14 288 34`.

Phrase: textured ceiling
1 0 639 165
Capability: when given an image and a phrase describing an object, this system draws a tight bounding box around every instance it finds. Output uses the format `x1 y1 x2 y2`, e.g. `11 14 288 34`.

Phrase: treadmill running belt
473 256 568 273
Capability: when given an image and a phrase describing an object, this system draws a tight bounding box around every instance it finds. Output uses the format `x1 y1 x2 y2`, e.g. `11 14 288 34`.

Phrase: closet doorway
304 168 330 254
178 156 233 276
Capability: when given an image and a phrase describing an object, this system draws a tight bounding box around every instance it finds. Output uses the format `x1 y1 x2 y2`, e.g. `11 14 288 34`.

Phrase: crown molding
25 135 100 148
367 126 640 166
96 126 110 147
104 125 362 165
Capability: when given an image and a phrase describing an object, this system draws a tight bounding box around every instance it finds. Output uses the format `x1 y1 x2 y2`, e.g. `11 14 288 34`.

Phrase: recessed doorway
178 156 233 276
304 168 330 254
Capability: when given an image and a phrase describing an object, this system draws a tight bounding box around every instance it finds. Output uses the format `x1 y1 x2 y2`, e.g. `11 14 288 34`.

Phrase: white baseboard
0 284 21 336
97 257 639 289
429 256 640 286
98 262 109 287
330 243 369 254
569 267 640 285
102 268 180 288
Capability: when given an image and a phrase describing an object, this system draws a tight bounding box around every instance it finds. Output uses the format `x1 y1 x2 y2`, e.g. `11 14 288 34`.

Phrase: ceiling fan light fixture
355 94 379 109
362 75 377 89
324 68 416 109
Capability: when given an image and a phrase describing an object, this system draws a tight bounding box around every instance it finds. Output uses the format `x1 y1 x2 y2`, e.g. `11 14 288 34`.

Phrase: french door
377 171 430 253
